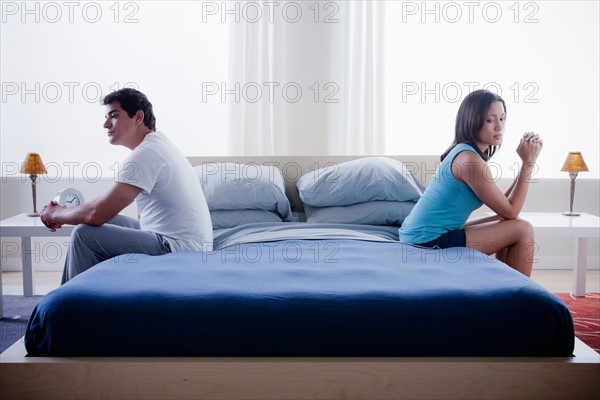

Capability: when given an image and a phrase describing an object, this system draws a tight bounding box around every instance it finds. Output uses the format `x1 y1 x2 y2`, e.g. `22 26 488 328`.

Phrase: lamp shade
561 152 589 173
20 152 47 174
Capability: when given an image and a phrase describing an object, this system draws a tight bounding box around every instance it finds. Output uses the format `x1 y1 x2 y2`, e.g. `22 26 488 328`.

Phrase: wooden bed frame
1 338 598 399
1 156 599 400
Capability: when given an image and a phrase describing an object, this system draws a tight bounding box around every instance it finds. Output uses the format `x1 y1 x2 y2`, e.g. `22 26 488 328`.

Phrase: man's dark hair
102 88 156 131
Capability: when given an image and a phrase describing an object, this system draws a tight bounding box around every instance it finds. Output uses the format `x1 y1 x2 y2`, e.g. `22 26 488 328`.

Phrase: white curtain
227 5 284 155
337 0 386 154
228 1 386 155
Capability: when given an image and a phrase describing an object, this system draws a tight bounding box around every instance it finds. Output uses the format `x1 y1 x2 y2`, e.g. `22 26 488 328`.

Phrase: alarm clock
54 188 84 208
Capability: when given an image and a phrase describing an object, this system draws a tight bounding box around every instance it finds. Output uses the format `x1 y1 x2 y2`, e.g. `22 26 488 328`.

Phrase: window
384 1 599 178
1 1 230 178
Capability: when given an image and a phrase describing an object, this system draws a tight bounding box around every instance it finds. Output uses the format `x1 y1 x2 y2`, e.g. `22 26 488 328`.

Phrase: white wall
5 1 596 175
1 0 231 168
384 1 600 179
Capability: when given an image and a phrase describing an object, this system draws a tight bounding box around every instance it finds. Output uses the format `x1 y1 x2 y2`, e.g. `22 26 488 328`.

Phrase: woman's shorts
415 229 466 249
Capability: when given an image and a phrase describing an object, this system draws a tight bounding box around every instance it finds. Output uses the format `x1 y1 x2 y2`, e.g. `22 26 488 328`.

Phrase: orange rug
555 293 600 354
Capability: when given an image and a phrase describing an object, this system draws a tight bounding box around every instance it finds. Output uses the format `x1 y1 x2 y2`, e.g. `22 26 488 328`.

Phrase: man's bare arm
40 183 142 230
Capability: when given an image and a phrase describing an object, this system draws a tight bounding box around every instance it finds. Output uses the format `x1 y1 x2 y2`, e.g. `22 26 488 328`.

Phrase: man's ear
135 110 145 126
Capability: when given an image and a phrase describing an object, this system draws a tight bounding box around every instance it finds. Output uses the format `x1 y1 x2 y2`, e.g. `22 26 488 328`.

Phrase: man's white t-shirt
117 131 213 251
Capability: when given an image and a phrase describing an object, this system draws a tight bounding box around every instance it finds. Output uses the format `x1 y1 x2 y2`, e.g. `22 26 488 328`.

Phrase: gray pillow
194 163 293 221
305 201 416 226
211 210 282 230
297 157 423 207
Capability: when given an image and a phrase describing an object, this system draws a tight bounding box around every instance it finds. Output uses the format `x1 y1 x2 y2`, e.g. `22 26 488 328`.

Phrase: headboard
187 155 440 212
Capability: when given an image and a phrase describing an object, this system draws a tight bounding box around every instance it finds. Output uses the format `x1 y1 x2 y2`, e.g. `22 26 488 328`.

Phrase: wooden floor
531 269 600 293
1 269 600 296
2 271 63 296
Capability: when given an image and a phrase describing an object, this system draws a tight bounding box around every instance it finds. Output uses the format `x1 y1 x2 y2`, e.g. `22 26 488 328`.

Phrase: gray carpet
1 295 43 353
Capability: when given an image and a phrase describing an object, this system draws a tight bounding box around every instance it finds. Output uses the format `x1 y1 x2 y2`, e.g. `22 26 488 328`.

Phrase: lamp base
563 211 581 217
27 212 40 217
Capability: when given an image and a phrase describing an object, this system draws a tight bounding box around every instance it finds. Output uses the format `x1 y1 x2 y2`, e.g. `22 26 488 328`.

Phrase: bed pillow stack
194 163 294 229
297 157 423 226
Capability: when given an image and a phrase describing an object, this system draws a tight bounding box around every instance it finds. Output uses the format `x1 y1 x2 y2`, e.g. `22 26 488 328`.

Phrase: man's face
103 102 139 147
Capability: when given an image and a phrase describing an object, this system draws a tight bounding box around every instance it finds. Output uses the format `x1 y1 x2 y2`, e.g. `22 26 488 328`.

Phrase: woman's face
476 101 506 153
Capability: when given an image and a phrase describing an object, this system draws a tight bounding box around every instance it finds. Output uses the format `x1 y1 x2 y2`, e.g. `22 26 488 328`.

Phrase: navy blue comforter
26 230 574 356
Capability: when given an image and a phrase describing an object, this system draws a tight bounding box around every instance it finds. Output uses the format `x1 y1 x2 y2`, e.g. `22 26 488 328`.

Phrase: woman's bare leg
465 219 535 276
495 247 509 263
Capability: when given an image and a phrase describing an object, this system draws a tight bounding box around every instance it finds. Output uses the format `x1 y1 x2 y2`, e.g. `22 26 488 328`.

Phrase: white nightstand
0 213 74 318
518 212 599 296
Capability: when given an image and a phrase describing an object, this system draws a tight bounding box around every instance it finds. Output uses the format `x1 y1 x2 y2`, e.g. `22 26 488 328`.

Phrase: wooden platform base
1 339 598 400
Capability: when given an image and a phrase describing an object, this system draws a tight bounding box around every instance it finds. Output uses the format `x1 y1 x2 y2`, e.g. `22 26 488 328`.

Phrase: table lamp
561 151 588 216
20 152 47 217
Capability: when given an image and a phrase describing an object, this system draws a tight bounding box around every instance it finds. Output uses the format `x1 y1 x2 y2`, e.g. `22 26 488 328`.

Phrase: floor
1 269 600 296
2 271 62 296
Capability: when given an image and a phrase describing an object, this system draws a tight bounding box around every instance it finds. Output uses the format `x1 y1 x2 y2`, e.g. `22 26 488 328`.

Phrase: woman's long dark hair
441 89 506 162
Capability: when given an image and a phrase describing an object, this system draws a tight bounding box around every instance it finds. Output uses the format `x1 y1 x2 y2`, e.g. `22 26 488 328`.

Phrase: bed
1 155 599 399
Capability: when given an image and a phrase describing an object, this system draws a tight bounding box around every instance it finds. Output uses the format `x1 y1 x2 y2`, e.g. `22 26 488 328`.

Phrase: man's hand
39 183 141 229
40 201 66 232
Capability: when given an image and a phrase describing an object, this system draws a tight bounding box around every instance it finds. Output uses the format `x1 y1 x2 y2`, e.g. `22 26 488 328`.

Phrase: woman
399 89 542 276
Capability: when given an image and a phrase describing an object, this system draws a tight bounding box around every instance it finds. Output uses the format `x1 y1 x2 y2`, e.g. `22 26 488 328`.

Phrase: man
41 88 213 283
